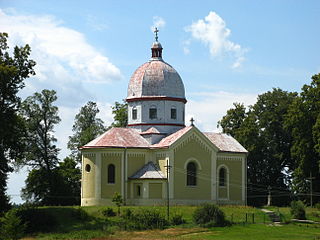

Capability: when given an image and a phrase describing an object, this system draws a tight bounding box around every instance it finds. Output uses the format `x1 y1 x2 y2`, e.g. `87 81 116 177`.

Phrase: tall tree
68 101 106 162
0 32 35 212
219 88 297 206
20 89 61 204
285 74 320 203
109 100 128 128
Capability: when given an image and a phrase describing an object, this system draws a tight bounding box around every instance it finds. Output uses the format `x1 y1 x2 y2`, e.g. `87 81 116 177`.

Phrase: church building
80 30 248 206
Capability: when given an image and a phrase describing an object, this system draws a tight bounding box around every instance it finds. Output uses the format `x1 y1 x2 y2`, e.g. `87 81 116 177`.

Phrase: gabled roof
81 127 150 149
203 132 248 153
151 126 193 148
129 161 166 179
140 127 164 135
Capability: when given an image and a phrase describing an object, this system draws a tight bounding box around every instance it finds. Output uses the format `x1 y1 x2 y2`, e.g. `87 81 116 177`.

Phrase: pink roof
140 127 163 135
81 127 150 148
151 126 192 148
203 132 248 153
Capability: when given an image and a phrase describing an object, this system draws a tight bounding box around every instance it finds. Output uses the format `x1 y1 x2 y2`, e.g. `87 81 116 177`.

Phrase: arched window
171 107 177 119
149 106 157 119
108 164 115 184
219 167 226 187
132 107 137 120
187 162 197 186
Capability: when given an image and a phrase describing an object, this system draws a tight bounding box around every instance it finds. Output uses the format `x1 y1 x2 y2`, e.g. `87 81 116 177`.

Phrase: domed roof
127 60 185 100
127 37 185 101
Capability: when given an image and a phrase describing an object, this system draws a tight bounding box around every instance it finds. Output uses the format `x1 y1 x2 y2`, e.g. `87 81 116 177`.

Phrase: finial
154 27 159 42
190 117 195 126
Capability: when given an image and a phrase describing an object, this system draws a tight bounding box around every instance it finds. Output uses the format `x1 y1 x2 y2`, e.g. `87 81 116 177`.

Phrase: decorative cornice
126 96 187 103
128 123 185 127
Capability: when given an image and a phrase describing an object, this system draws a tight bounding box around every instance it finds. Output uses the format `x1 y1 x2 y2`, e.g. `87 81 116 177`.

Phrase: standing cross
190 117 195 126
154 27 159 42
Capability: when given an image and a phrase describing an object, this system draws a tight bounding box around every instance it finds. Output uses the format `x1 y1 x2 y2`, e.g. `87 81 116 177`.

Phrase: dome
127 44 186 101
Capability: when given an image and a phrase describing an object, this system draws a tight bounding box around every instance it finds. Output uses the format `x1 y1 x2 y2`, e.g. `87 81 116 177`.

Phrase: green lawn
21 205 320 240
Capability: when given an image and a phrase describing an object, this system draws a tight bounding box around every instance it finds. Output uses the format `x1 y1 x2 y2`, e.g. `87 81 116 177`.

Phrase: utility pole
308 172 315 207
267 186 272 206
164 159 171 220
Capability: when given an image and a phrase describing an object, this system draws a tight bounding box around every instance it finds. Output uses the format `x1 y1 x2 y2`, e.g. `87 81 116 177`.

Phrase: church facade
80 31 247 206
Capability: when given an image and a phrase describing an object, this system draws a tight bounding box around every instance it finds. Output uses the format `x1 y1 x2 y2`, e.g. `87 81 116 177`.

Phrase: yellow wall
149 183 163 199
101 153 122 199
174 136 212 200
217 156 243 201
127 153 146 177
82 154 96 198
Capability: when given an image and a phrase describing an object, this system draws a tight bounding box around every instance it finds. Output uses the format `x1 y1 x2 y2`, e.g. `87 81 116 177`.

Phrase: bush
315 202 320 210
0 209 26 240
71 207 90 221
193 203 229 227
122 208 133 219
170 213 186 225
290 200 306 220
120 208 168 230
15 204 56 233
101 207 116 217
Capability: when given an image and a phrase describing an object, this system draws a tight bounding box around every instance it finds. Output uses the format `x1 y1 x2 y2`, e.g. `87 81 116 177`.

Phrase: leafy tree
0 208 26 240
20 89 61 204
0 32 35 212
109 100 128 128
219 88 297 206
285 74 320 203
68 101 106 163
112 192 123 215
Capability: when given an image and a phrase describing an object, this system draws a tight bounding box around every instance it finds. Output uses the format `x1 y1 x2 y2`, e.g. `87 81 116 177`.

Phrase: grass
20 205 320 240
265 206 320 222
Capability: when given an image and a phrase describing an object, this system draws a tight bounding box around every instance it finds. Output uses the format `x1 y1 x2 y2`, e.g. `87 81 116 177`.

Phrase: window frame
186 162 197 186
171 107 177 119
149 106 157 119
132 107 137 120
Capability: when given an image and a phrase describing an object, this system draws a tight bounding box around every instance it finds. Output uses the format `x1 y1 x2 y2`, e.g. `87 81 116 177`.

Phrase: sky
1 0 319 203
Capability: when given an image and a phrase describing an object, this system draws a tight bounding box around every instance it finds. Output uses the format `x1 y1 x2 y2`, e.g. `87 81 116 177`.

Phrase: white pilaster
95 153 102 200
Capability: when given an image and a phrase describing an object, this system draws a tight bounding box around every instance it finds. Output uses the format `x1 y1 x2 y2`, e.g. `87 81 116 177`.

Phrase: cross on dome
154 27 159 42
190 117 195 126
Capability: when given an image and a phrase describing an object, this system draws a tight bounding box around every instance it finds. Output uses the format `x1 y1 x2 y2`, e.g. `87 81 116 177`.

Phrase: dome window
149 106 157 119
171 107 177 120
132 107 137 120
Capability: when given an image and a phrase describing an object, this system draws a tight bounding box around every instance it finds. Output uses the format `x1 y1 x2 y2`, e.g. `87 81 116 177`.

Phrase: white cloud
0 9 122 85
185 11 247 68
150 16 166 32
86 14 108 32
186 91 258 132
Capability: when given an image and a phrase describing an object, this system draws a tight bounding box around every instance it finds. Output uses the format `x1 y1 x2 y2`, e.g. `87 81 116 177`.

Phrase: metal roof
81 127 150 149
129 161 166 179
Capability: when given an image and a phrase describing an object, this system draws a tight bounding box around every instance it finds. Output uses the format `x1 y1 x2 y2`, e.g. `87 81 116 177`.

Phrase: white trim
217 164 229 200
95 153 101 200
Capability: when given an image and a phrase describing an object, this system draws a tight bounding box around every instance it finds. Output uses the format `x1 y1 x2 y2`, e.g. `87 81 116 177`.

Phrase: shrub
315 202 320 210
122 208 133 219
0 209 26 240
120 208 168 230
15 205 56 233
112 192 123 215
72 207 90 221
193 203 229 227
170 213 186 225
290 200 306 220
101 207 116 217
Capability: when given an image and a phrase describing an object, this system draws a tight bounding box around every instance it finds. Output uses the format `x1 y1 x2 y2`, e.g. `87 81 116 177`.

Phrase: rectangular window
132 108 137 120
149 108 157 119
171 108 177 119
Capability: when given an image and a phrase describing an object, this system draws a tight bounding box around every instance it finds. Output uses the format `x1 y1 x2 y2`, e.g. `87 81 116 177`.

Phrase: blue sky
1 0 319 203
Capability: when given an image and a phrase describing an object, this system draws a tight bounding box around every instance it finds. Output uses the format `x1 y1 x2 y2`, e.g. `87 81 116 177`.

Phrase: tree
112 192 123 215
68 101 106 163
218 88 297 206
0 32 36 212
285 74 320 203
20 89 61 204
109 100 128 128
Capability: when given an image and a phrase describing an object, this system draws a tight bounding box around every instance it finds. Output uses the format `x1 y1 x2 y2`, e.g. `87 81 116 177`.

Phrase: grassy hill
16 205 320 240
